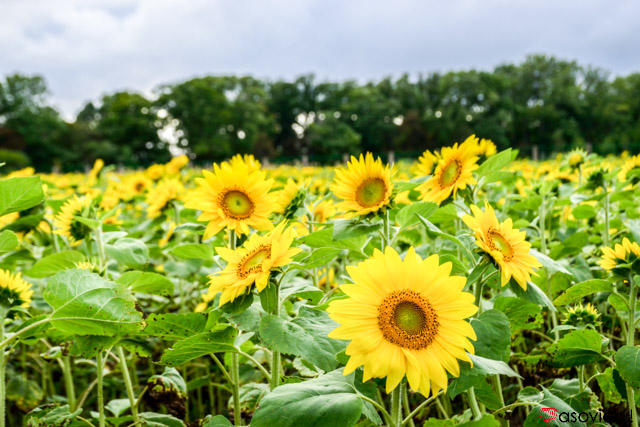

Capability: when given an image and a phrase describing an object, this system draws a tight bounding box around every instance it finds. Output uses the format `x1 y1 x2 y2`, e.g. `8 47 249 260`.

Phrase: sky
1 0 639 120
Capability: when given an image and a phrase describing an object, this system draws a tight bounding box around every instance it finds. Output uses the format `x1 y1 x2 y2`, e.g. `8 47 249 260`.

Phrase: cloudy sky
2 0 639 120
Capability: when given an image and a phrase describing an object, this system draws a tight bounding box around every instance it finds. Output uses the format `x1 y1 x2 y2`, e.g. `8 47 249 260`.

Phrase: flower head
417 135 479 205
0 269 33 309
53 195 93 245
200 223 301 307
186 161 277 240
599 237 640 274
146 178 184 219
330 153 394 217
328 247 477 396
462 201 541 289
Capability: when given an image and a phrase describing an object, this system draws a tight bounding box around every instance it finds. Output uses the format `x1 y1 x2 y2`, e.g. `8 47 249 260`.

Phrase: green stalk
390 386 402 427
627 275 638 427
117 347 140 426
0 316 5 427
401 382 415 427
540 196 559 339
603 186 610 248
467 387 482 420
94 224 106 271
474 280 484 316
97 351 105 427
62 356 77 410
269 282 281 391
228 230 243 425
492 375 509 427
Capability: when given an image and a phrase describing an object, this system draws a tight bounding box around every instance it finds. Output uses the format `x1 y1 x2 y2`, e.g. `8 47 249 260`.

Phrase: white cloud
1 0 638 120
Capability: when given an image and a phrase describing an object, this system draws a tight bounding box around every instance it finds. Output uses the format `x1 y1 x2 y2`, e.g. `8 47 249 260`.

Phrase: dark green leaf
25 250 86 278
0 176 45 216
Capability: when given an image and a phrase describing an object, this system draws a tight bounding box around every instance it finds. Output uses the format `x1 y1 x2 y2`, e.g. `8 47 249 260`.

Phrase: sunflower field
0 136 639 427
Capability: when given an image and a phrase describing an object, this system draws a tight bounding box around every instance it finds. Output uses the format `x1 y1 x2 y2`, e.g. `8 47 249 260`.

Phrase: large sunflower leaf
614 345 640 388
139 312 208 341
0 176 45 216
470 309 511 362
25 250 86 278
259 307 347 372
251 369 363 427
43 269 144 336
160 324 237 366
546 329 605 368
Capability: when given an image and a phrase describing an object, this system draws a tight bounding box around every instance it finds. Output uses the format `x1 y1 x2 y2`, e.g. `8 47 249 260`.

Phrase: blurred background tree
2 54 640 171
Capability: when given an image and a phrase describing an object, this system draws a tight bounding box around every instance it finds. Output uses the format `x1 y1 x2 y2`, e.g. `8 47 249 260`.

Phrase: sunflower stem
474 280 484 315
227 230 243 425
117 347 140 426
383 208 391 249
269 279 281 391
97 351 106 427
627 274 638 427
62 356 77 411
492 375 509 427
94 224 106 272
390 385 403 427
0 315 5 427
401 382 415 427
603 184 610 248
467 387 482 420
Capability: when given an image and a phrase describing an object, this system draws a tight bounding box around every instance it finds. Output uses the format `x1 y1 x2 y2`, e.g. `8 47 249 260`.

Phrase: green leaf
429 204 459 223
332 218 382 241
259 307 347 371
25 250 86 278
524 387 587 427
476 149 513 178
105 399 131 417
546 329 605 368
170 243 213 260
280 277 324 304
160 324 237 366
251 369 363 427
0 230 18 253
465 354 522 378
292 248 341 269
493 297 543 333
571 204 597 219
509 280 556 311
116 271 174 296
259 281 279 313
69 335 120 358
201 415 234 427
148 367 188 398
396 201 438 228
530 249 572 276
138 412 186 427
6 376 43 411
44 269 144 336
27 404 82 427
140 313 207 341
105 237 149 269
470 309 511 362
608 293 628 311
518 387 543 403
553 279 612 305
594 367 624 404
395 176 429 193
458 414 501 426
0 176 45 216
614 346 640 388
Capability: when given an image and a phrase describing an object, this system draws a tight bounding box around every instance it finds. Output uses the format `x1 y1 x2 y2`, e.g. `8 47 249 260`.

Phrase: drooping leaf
553 279 613 306
160 324 237 366
614 345 640 388
470 309 511 362
0 176 45 216
251 369 363 427
464 354 522 378
546 329 605 368
259 307 347 371
105 237 149 269
170 243 213 260
44 269 144 336
25 250 86 278
116 271 174 296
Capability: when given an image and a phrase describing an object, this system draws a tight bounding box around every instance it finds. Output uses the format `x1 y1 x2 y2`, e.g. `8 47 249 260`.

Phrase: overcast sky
2 0 639 120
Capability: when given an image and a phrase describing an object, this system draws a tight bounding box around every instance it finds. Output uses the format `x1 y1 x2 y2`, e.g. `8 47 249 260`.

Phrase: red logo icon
539 407 558 426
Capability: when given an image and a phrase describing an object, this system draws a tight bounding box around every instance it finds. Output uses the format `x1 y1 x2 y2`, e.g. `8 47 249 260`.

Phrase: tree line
1 54 640 172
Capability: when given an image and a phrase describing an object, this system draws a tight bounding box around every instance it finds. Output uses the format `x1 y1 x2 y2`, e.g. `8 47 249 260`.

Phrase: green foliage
0 176 44 216
25 250 86 278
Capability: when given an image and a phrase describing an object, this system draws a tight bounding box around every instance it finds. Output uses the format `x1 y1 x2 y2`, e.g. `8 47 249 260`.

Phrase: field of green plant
0 137 639 427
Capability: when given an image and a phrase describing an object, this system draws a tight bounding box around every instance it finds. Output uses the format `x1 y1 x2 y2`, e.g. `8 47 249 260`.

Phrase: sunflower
618 155 640 185
124 173 153 199
0 269 33 309
462 201 541 290
330 153 394 217
417 135 479 205
145 178 184 219
158 221 177 248
88 159 104 181
146 164 165 181
565 303 600 328
414 149 439 177
276 179 307 219
0 213 19 229
229 154 261 173
327 246 477 395
165 155 189 175
185 161 277 240
476 138 497 157
599 237 640 273
53 195 93 245
200 223 301 307
567 148 588 169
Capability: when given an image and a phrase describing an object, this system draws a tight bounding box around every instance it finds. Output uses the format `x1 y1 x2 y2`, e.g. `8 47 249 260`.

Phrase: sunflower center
356 178 387 208
220 189 255 220
440 159 462 187
135 182 145 192
378 290 439 350
487 228 513 261
237 244 271 278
